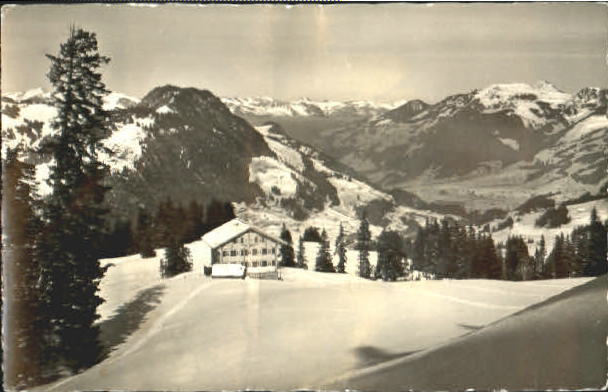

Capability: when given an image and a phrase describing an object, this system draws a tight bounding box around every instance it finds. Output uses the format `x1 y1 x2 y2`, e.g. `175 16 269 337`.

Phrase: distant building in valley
200 219 288 279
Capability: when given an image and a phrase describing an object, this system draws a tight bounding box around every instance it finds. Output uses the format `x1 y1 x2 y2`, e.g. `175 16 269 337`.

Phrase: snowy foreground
43 255 600 391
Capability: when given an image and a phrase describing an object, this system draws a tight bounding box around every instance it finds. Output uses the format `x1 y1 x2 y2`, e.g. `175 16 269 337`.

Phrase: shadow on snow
98 284 166 360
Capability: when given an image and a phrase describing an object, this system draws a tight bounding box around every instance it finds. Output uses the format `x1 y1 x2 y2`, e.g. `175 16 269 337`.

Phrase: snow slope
245 124 444 244
333 275 607 391
44 263 590 391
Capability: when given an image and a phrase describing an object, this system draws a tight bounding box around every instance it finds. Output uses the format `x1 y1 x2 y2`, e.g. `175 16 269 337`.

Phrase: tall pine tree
36 27 111 371
375 230 405 281
315 229 335 272
356 212 372 278
296 235 307 269
160 239 193 278
135 207 156 258
335 223 348 273
3 149 46 387
279 224 295 267
584 207 607 276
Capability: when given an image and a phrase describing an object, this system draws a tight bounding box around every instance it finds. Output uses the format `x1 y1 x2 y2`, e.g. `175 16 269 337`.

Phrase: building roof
201 218 289 249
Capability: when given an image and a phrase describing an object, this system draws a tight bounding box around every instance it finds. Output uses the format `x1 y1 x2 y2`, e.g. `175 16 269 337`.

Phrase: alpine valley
2 81 607 242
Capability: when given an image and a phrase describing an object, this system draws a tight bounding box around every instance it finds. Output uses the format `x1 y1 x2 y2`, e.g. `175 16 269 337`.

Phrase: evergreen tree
472 235 502 279
547 234 570 278
185 200 205 242
571 226 590 276
160 239 192 278
335 223 347 273
375 230 405 281
412 226 427 273
279 224 295 267
203 199 235 234
3 150 46 387
562 235 582 277
296 235 307 269
100 218 133 259
155 198 176 248
315 229 335 272
356 212 372 278
302 226 323 242
534 235 546 279
505 236 531 280
436 219 452 278
453 225 470 278
584 207 607 276
36 27 111 371
135 208 156 258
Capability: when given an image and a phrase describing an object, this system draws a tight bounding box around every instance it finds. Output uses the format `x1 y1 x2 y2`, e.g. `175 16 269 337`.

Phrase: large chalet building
200 219 289 279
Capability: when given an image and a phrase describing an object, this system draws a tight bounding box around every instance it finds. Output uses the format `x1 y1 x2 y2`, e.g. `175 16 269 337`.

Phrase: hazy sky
2 3 607 102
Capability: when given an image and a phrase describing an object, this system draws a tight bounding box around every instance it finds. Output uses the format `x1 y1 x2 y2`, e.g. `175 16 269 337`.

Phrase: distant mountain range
242 81 607 210
221 96 406 118
1 86 439 240
2 81 606 235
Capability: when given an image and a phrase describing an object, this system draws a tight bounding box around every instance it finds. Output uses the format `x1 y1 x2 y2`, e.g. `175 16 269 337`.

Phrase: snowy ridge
245 124 445 244
102 92 140 110
222 96 405 118
473 81 571 129
2 90 152 189
1 101 58 158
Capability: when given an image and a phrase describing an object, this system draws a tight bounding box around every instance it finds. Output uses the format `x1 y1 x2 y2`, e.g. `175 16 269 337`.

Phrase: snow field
49 254 591 391
249 156 300 197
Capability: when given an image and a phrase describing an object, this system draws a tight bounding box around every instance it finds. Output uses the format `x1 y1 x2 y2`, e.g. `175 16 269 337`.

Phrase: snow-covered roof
201 218 289 249
211 263 246 278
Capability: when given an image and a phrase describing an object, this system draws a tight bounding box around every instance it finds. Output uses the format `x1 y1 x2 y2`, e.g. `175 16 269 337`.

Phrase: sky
2 3 607 102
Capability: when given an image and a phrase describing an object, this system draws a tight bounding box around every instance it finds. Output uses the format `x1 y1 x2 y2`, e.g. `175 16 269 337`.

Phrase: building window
255 237 258 243
240 237 244 243
271 248 276 254
252 249 258 255
241 262 247 267
271 260 276 266
244 249 249 256
262 261 268 267
222 250 228 257
253 261 259 267
262 248 268 255
240 249 245 256
230 250 237 257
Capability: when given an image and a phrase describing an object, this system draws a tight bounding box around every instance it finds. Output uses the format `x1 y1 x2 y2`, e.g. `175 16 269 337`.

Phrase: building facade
201 219 288 278
212 229 281 268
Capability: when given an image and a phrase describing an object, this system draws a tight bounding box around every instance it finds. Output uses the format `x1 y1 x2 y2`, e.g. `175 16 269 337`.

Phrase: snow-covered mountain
310 81 607 208
221 96 405 118
1 86 437 239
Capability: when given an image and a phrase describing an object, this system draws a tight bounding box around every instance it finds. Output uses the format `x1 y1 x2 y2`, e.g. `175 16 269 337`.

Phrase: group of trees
411 218 502 279
100 198 235 260
411 208 607 281
286 215 407 282
535 204 571 228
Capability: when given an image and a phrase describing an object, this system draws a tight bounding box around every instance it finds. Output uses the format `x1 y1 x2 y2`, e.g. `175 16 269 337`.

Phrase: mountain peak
382 99 428 123
141 85 223 113
532 80 564 93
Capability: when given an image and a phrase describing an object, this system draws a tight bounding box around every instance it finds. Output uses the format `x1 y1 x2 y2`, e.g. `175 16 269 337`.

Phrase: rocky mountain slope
303 82 607 209
2 86 437 238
